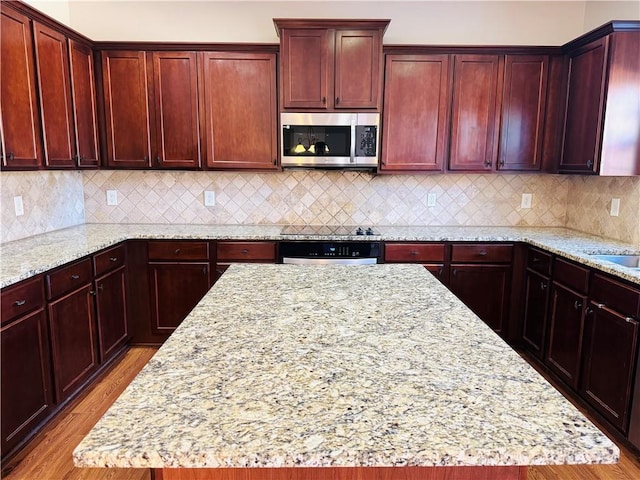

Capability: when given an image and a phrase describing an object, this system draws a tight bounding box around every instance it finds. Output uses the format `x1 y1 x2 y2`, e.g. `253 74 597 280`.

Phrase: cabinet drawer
46 258 93 300
384 243 446 262
528 248 552 275
1 276 45 325
590 273 640 319
93 243 126 276
148 241 210 261
553 257 590 294
217 242 276 262
451 244 513 263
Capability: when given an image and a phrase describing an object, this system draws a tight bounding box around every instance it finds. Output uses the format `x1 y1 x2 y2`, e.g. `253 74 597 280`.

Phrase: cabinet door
48 284 98 402
69 40 100 168
33 22 75 168
448 55 502 171
201 52 277 169
0 6 43 168
1 309 53 455
150 52 201 168
448 264 511 335
102 50 152 168
149 262 211 334
380 55 449 172
280 28 331 109
334 29 381 109
94 266 128 363
498 55 548 171
522 269 551 358
581 304 638 432
546 282 586 389
560 37 608 173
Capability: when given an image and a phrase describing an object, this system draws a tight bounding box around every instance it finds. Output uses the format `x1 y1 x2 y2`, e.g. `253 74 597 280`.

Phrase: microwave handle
350 118 356 164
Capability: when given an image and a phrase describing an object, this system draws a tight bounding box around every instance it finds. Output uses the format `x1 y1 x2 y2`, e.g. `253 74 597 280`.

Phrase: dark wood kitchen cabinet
215 241 277 280
33 22 75 168
380 54 450 172
448 244 512 335
1 276 53 457
497 55 548 171
275 20 388 111
520 248 553 359
200 52 277 170
101 50 153 168
580 274 640 432
560 29 640 175
69 40 100 168
148 241 213 334
0 5 43 168
448 55 503 171
545 258 590 390
46 258 99 403
383 242 448 283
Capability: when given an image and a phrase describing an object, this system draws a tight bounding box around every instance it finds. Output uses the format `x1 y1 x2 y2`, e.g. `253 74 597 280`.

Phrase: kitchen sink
590 254 640 269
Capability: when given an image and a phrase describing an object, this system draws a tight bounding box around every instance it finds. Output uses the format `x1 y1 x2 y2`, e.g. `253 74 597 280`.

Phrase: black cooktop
280 225 377 236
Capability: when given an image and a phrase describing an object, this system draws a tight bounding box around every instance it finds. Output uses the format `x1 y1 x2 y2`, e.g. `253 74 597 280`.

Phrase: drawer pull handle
478 251 487 256
89 290 97 296
14 300 26 306
241 249 249 254
596 303 606 309
71 274 80 280
532 257 540 263
452 268 457 276
625 317 635 323
574 301 582 310
175 249 181 255
109 257 118 262
540 282 547 290
410 251 418 256
98 284 104 291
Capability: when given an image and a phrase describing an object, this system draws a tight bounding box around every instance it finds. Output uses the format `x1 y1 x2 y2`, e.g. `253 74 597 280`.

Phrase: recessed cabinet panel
0 6 42 168
334 30 380 109
33 22 75 168
102 51 152 168
380 55 449 171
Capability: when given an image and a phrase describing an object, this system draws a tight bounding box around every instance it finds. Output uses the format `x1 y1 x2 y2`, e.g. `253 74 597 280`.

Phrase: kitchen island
73 264 618 479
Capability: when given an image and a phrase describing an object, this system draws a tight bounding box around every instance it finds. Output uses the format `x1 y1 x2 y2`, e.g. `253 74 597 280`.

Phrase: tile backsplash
82 170 569 228
0 171 84 243
2 169 638 247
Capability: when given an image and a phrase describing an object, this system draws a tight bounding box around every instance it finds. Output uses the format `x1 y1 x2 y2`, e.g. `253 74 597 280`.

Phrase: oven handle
282 257 378 265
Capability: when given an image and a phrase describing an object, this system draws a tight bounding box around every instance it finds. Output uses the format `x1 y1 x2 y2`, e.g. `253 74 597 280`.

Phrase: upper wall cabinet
448 54 503 172
0 5 43 168
380 54 450 172
560 27 640 175
275 19 389 111
200 51 278 170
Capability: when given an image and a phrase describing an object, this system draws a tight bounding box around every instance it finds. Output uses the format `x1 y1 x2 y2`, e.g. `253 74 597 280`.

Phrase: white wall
22 1 639 46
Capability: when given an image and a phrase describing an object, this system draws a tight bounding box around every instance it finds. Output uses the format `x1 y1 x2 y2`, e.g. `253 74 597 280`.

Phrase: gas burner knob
356 227 364 235
365 227 374 235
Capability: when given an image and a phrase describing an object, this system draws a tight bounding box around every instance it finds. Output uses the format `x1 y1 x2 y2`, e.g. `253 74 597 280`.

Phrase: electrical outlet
427 193 437 207
106 190 118 206
521 193 532 209
610 198 620 217
204 190 215 206
14 196 24 216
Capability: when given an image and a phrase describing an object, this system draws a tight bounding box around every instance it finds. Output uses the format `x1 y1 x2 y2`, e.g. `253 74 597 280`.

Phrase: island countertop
73 264 618 469
1 223 639 289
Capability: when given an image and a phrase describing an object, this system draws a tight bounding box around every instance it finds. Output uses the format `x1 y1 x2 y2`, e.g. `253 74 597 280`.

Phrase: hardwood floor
2 346 640 480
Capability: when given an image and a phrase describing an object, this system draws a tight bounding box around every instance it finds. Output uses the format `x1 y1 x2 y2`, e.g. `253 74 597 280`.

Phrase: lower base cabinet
95 266 128 362
521 269 551 358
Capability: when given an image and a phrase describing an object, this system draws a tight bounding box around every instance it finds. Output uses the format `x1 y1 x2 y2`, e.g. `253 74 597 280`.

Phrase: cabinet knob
574 300 582 310
6 152 15 161
175 248 181 255
14 299 26 306
98 284 104 291
540 282 547 290
71 274 80 280
499 158 505 167
322 97 326 104
437 267 444 277
89 290 97 296
109 257 118 262
532 257 540 263
452 268 457 276
478 251 487 256
596 303 606 309
586 159 594 169
335 97 340 105
410 251 418 256
484 160 492 168
241 249 249 255
625 317 636 324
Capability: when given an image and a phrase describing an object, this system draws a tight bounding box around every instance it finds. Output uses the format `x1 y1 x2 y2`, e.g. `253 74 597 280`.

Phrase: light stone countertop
72 264 619 468
1 224 639 289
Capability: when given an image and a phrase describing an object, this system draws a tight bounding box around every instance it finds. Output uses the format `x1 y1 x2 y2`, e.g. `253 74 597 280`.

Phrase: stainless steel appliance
279 241 381 265
281 112 379 169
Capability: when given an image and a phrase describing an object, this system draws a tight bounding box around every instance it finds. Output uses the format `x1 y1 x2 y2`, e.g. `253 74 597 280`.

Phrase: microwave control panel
355 125 377 157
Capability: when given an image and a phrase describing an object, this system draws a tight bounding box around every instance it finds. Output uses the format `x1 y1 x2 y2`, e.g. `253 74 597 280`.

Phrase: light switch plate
521 193 532 209
427 193 437 207
14 196 24 216
610 198 620 217
106 190 118 206
204 190 215 206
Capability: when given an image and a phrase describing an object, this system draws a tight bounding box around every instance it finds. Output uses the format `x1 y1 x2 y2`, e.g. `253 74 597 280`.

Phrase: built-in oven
280 112 379 169
279 241 381 265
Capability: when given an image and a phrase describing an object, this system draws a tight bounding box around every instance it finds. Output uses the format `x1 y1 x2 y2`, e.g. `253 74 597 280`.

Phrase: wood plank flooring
3 346 639 480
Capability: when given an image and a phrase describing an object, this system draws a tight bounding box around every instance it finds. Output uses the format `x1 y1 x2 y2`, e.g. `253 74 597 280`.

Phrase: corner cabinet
275 19 389 111
200 51 278 170
380 55 450 172
560 28 640 175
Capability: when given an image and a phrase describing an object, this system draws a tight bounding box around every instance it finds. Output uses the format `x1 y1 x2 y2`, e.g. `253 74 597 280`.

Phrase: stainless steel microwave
281 112 379 169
